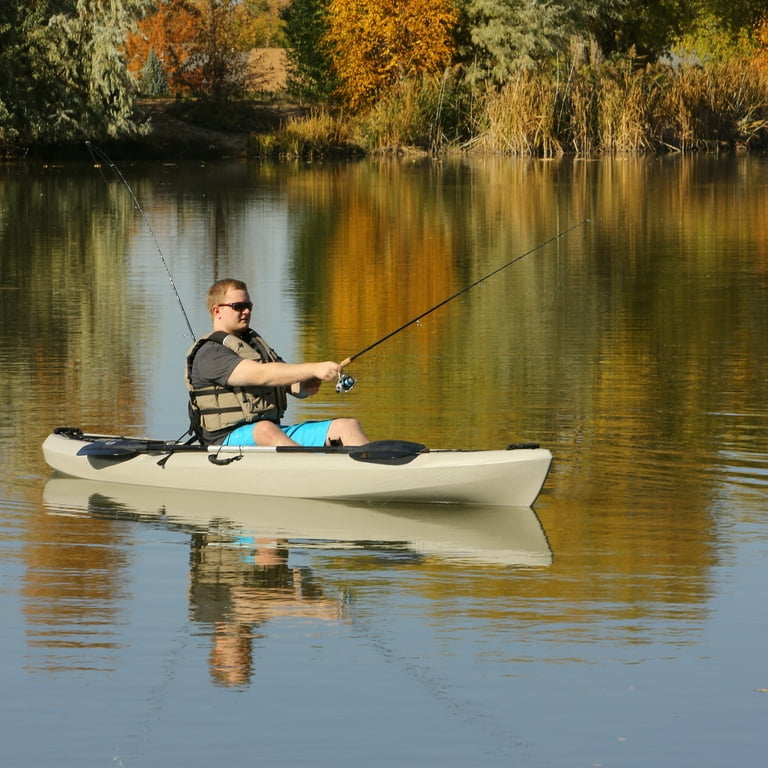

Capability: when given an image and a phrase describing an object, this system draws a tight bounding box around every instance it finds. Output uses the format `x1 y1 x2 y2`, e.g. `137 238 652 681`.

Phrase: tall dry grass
473 71 564 156
245 51 768 158
653 58 768 151
467 53 768 155
353 70 468 153
597 59 658 153
247 108 361 159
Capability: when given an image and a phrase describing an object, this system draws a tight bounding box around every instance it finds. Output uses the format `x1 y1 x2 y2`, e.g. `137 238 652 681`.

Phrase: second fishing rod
335 218 590 392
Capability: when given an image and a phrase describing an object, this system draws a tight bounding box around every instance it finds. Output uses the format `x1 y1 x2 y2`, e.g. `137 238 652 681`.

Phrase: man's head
208 278 252 334
207 279 249 316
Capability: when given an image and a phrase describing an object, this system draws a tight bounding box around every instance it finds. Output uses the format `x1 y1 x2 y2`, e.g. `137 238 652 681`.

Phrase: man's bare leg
326 418 369 446
252 420 298 446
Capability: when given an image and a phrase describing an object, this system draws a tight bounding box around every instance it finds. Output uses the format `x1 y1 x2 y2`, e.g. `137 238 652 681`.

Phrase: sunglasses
218 301 253 312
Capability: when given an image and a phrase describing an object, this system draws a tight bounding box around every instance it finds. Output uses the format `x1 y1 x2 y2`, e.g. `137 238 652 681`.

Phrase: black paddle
75 436 427 464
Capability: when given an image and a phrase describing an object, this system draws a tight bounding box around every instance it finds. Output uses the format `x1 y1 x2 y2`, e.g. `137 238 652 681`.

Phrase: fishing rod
336 218 590 391
85 141 196 340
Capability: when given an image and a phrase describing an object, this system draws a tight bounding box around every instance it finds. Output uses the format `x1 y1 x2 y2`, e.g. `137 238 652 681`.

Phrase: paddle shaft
83 441 360 456
75 436 426 461
340 219 590 368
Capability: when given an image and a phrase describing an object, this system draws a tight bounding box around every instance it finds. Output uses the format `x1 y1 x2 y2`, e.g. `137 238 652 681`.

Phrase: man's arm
226 359 341 389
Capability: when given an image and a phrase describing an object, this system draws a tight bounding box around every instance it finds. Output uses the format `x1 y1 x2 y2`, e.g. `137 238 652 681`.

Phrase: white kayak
42 427 553 507
43 478 553 567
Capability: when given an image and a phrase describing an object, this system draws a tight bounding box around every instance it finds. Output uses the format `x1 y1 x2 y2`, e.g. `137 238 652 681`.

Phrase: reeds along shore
249 55 768 158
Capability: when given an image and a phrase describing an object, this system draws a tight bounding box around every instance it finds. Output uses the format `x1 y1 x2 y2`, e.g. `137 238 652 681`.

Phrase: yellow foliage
325 0 458 110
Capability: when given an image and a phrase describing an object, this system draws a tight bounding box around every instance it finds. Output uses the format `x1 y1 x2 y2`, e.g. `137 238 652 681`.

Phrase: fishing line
85 141 196 340
339 218 590 370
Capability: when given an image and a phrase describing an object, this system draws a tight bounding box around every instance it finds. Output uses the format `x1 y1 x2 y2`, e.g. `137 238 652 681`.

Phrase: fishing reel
336 372 356 393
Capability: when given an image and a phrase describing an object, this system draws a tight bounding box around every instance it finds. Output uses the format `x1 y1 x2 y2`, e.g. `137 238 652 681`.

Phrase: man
186 278 369 447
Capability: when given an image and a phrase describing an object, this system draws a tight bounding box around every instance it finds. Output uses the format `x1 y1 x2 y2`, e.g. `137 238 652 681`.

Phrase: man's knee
252 420 283 444
328 417 368 445
333 417 360 433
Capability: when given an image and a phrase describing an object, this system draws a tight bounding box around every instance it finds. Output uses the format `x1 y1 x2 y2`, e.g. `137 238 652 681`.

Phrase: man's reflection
189 532 346 687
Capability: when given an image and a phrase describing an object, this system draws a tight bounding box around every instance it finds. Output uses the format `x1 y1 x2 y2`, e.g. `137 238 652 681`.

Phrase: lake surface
1 154 766 767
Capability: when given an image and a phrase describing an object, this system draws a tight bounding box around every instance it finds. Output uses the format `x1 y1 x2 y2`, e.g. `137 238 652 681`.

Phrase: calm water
1 154 767 767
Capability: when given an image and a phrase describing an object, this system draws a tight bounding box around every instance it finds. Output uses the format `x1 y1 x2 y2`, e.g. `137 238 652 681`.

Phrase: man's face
213 288 252 334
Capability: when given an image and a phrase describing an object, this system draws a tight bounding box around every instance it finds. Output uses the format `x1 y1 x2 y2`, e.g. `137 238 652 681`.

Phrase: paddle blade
76 439 144 457
349 440 426 464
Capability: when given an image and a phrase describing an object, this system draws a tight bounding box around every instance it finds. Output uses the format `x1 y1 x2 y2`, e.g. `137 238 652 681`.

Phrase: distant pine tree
140 48 171 97
281 0 338 102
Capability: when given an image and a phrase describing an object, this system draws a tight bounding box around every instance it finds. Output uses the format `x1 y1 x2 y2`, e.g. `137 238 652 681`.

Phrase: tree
459 0 572 82
124 0 200 94
0 2 24 142
184 0 253 100
126 0 267 100
581 0 694 59
281 0 337 101
1 0 151 144
139 47 171 95
245 0 288 47
458 0 697 83
324 0 459 110
705 0 768 32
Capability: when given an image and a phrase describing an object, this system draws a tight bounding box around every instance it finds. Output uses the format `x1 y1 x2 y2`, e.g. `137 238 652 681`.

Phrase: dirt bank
128 98 307 161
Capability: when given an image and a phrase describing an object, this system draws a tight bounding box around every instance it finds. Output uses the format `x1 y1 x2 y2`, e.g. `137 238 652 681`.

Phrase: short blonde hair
207 279 248 316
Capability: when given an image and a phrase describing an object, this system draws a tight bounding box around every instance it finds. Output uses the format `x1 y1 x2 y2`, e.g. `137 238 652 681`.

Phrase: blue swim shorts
223 420 333 448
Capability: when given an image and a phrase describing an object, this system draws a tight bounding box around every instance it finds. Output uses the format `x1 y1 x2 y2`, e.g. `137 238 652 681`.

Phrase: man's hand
292 377 322 398
290 362 344 398
310 361 342 381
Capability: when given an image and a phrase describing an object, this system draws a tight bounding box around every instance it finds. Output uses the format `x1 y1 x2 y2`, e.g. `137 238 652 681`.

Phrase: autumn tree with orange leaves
323 0 458 110
126 0 278 100
125 0 198 93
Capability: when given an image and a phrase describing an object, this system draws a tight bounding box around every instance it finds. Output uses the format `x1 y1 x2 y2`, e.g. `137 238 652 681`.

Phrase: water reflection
3 153 767 765
39 478 552 681
42 478 552 568
189 532 346 687
22 503 131 673
8 156 765 661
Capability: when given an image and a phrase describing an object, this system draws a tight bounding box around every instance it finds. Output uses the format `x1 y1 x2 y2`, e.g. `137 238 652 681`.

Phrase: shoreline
4 98 306 163
6 94 767 164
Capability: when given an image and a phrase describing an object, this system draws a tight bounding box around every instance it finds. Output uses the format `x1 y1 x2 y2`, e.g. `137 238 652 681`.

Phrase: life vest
185 330 288 440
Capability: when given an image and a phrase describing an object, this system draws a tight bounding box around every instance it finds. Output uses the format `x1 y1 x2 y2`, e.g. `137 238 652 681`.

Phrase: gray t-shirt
189 340 244 389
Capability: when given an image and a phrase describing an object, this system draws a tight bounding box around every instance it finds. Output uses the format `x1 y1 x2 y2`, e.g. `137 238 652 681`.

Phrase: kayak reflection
43 478 552 686
42 477 553 568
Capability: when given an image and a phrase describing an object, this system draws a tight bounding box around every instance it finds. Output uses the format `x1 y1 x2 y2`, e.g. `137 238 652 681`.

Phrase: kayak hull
42 430 553 507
